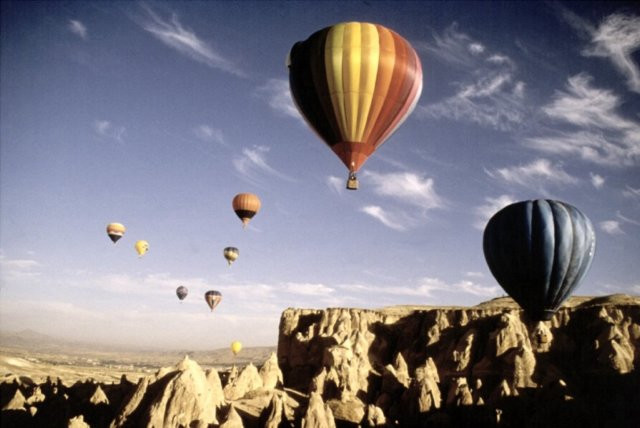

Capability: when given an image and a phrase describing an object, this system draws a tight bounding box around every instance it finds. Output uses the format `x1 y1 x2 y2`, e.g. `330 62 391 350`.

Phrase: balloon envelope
106 223 126 243
288 22 423 188
204 290 222 312
176 286 188 301
232 193 261 227
483 199 596 321
223 247 239 266
231 341 242 355
134 240 149 257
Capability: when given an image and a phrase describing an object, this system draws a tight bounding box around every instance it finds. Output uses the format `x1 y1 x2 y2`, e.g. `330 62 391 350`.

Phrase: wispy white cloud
623 185 640 201
473 194 516 230
256 78 302 121
68 19 87 40
0 299 104 322
416 24 526 131
469 42 485 55
582 13 640 93
454 279 501 297
281 282 334 297
601 282 640 296
590 173 605 189
486 158 578 189
524 131 632 166
233 145 295 184
358 171 445 231
350 276 499 299
0 256 42 281
140 5 244 76
94 120 125 142
360 205 408 231
363 171 444 212
465 271 484 278
600 220 624 235
193 125 225 145
524 74 640 166
616 211 640 227
542 74 637 130
557 6 640 91
326 175 344 195
417 23 482 67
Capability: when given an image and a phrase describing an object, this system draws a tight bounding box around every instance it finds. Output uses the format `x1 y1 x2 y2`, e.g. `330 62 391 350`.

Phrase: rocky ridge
278 294 640 427
0 295 638 427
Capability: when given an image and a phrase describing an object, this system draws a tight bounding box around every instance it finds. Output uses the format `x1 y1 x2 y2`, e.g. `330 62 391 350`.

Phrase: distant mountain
0 328 276 366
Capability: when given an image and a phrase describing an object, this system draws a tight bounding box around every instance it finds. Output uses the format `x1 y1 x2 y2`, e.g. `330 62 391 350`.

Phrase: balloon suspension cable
346 171 359 190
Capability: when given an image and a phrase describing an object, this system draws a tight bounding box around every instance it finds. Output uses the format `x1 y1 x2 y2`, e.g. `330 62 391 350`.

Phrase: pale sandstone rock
309 367 327 394
110 377 149 427
365 404 386 427
26 386 46 405
260 352 284 390
67 415 90 428
205 367 226 408
327 397 365 424
301 392 336 428
111 355 219 427
445 377 473 406
263 392 286 428
2 388 26 411
88 385 109 405
530 321 554 352
452 329 476 372
2 295 638 428
224 363 263 400
220 405 244 428
276 297 639 425
412 358 441 412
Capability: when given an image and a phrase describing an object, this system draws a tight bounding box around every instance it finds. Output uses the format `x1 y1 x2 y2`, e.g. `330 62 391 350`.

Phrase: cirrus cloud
68 20 87 40
140 4 244 77
485 158 578 189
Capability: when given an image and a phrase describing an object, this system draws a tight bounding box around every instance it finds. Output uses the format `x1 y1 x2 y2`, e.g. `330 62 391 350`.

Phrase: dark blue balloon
483 200 596 321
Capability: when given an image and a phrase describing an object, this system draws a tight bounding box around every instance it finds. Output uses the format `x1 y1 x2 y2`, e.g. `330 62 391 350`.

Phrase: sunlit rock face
278 295 640 427
111 355 220 427
1 295 638 428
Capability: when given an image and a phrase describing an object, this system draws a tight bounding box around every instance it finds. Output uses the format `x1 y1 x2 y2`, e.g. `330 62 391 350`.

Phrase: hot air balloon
288 22 423 190
176 286 188 301
106 223 126 243
483 199 596 321
232 193 261 228
134 240 149 257
204 290 222 312
223 247 239 266
231 340 242 355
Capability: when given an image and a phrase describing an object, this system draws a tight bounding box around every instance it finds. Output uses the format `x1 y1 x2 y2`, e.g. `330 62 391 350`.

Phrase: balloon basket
346 173 359 190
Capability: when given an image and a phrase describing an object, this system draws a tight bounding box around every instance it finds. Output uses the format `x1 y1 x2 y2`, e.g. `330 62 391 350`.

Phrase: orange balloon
232 193 261 227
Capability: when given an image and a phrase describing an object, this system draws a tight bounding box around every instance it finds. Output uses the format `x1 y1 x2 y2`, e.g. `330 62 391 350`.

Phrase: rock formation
278 295 640 427
1 295 638 427
111 355 220 427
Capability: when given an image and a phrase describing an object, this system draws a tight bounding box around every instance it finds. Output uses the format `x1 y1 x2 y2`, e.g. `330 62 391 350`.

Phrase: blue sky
1 1 638 350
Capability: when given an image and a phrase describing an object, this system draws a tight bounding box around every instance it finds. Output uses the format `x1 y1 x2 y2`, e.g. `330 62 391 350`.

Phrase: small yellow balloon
135 240 149 257
231 341 242 355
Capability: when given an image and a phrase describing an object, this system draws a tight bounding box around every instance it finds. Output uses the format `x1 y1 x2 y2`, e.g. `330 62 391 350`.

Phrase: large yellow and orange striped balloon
288 22 423 189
